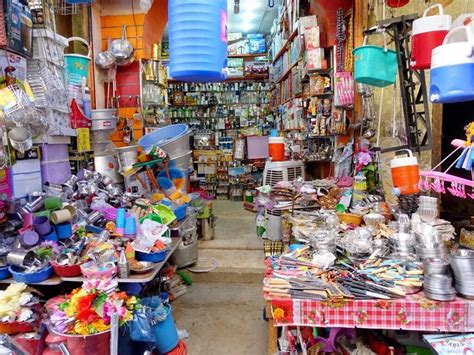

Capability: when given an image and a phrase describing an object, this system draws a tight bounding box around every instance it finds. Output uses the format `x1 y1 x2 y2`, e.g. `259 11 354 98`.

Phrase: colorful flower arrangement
49 282 139 335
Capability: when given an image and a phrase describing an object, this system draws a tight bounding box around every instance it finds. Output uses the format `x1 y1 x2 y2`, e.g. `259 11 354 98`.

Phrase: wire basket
54 0 93 15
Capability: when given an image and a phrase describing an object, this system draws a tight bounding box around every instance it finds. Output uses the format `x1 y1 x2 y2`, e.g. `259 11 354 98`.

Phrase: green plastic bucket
65 37 91 86
353 32 398 87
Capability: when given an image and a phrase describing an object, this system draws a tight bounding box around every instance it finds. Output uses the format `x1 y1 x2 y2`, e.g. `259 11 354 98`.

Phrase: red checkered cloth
270 295 474 332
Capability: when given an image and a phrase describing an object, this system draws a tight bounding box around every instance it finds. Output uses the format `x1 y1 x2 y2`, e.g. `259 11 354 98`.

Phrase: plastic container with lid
269 137 285 161
411 4 451 70
390 149 420 196
430 26 474 103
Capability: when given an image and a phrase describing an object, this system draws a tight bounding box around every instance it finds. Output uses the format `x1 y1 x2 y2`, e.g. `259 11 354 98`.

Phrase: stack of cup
418 196 438 224
124 216 137 239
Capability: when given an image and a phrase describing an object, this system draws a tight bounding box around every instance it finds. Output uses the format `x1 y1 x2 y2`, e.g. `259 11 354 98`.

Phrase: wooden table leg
266 301 278 355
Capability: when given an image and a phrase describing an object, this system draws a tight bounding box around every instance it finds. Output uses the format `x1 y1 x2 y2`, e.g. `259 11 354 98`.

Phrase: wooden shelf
271 27 299 65
169 74 268 84
280 93 303 106
228 53 268 58
276 60 299 84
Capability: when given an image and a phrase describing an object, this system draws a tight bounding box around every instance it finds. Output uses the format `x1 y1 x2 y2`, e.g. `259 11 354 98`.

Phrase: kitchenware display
424 257 450 275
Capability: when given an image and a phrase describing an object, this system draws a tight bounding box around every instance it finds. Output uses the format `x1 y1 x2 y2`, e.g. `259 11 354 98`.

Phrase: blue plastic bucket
169 0 228 82
65 37 91 86
138 124 189 150
353 33 398 87
152 310 179 353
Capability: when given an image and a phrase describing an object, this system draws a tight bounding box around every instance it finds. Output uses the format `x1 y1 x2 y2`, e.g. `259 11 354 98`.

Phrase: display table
0 237 180 285
266 295 474 354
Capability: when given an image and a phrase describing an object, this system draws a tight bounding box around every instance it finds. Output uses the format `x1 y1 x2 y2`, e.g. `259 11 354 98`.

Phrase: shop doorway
440 100 474 221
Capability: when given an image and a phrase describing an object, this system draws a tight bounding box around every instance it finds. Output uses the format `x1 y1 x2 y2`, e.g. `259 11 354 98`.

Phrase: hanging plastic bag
130 309 153 343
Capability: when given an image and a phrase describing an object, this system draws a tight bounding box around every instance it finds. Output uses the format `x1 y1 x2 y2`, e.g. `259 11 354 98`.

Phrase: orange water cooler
390 149 420 195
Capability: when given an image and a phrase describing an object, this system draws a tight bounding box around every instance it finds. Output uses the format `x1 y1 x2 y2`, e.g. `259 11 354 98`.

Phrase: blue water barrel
169 0 228 82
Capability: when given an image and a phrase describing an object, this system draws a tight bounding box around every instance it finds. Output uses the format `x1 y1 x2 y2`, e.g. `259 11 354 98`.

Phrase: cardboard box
304 26 320 50
298 15 318 33
228 57 244 77
305 48 324 71
247 33 266 54
3 0 33 57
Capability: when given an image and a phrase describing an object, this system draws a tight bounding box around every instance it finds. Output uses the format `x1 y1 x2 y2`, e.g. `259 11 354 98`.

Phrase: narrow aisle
173 201 267 355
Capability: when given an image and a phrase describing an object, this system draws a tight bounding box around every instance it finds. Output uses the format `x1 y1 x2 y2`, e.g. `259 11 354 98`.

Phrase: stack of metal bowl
423 273 456 301
389 233 415 254
450 249 474 299
414 225 447 261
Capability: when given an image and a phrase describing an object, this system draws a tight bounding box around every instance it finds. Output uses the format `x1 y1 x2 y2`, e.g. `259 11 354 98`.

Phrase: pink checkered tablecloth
270 295 474 332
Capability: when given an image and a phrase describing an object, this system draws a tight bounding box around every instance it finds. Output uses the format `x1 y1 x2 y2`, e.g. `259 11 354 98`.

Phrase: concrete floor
173 200 268 355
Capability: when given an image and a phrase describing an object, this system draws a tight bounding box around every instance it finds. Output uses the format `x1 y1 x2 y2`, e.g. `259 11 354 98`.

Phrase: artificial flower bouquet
47 280 139 336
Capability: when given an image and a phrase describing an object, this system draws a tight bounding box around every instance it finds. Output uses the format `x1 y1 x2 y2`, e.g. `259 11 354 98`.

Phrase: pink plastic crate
247 136 269 159
40 144 69 162
41 161 71 184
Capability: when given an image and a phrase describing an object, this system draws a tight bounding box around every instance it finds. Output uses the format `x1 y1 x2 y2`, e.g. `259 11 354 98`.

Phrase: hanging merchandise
430 26 474 103
386 0 410 8
411 4 451 70
168 0 228 82
420 122 474 199
65 37 90 85
353 31 398 87
110 26 135 67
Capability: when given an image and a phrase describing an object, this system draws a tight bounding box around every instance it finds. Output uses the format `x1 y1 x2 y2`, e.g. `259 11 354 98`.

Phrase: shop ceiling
100 0 279 38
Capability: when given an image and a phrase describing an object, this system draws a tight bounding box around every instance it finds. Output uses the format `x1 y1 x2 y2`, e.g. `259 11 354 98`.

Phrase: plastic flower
76 308 99 323
358 151 372 166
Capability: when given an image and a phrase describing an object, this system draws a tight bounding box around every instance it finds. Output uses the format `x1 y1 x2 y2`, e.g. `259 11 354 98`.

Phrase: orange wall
100 0 168 60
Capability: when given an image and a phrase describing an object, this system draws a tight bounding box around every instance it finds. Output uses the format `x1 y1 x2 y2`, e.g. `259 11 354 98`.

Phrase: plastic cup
44 197 62 211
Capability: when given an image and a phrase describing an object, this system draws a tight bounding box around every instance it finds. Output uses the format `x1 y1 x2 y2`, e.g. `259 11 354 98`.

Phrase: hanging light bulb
139 0 154 12
234 0 240 14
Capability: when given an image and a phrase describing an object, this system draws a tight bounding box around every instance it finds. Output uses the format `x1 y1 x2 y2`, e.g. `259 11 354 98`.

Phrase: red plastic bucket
386 0 409 8
411 4 451 70
390 149 420 195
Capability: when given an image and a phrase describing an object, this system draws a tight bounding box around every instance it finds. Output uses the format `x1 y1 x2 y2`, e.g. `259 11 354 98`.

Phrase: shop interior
0 0 473 354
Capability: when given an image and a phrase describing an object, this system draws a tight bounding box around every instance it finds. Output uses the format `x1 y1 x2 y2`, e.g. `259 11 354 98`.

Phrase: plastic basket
138 124 189 150
51 262 82 277
0 266 11 280
353 32 398 87
9 265 53 283
135 249 169 263
152 205 177 225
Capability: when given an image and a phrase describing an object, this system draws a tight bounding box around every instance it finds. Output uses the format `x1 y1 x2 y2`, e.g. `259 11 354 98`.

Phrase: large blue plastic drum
169 0 228 82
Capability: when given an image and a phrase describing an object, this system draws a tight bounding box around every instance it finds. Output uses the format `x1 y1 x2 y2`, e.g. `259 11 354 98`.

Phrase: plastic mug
43 228 58 242
55 222 72 239
51 209 72 224
33 216 51 236
44 197 62 211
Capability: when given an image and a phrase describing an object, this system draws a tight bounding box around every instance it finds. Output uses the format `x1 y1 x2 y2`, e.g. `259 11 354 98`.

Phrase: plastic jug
411 4 451 70
169 0 228 82
430 26 474 103
390 149 420 196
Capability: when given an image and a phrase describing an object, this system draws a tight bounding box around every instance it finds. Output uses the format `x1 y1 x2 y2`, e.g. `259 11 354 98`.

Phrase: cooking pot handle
423 4 443 18
443 26 473 57
67 37 91 58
